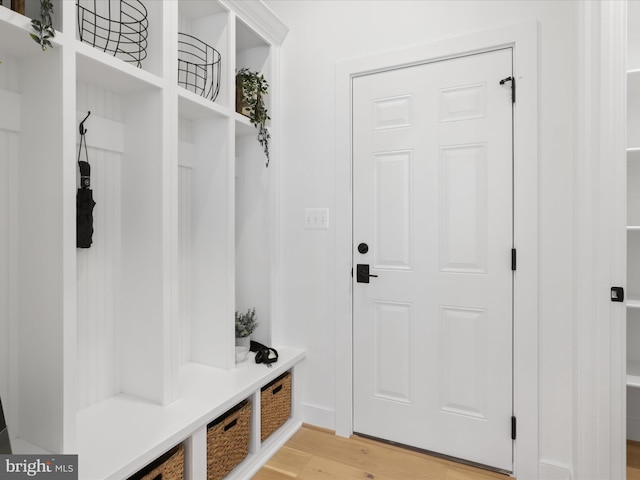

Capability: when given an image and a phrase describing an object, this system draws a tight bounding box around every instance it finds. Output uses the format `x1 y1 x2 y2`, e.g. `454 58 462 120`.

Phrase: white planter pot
235 336 250 363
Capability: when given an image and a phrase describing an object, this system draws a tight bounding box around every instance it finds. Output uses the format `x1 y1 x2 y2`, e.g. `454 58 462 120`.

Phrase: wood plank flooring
629 440 640 480
253 426 509 480
254 428 640 479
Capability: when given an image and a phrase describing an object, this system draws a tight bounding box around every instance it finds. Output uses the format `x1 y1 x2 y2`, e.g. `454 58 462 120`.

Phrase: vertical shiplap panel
75 83 124 410
178 166 192 365
5 130 18 434
179 117 192 143
110 147 123 399
178 116 193 365
0 127 19 433
76 146 123 410
0 54 19 91
0 52 20 431
0 130 9 404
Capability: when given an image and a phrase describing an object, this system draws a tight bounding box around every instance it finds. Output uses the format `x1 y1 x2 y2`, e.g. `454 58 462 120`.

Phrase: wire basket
178 33 221 102
77 0 149 68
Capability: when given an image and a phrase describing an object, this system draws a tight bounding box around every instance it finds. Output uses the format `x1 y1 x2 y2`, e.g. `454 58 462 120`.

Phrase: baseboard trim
301 403 335 431
628 417 640 442
538 459 573 479
301 423 335 435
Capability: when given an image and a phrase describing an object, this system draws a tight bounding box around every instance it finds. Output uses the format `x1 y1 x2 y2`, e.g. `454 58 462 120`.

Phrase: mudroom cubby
234 17 275 345
177 103 234 370
75 0 163 77
0 7 67 455
75 77 167 410
0 1 303 478
177 1 229 108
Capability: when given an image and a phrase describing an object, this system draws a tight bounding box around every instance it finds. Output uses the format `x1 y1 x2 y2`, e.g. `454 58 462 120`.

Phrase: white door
353 48 514 472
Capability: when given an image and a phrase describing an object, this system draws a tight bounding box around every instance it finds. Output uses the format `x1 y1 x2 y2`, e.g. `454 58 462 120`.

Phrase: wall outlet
304 208 329 229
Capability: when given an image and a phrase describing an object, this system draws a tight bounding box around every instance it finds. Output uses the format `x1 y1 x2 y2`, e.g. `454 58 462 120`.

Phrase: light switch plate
305 208 329 229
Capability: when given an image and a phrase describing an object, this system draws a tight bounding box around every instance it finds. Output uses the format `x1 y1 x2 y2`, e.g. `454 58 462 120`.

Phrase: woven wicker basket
207 399 252 480
260 371 292 442
127 444 184 480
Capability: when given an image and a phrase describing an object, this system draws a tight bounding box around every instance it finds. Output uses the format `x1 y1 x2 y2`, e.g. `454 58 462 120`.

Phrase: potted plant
235 308 258 362
236 68 271 167
30 0 55 51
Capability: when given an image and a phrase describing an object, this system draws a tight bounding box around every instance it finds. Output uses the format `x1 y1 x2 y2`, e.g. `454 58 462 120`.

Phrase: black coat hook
79 111 91 135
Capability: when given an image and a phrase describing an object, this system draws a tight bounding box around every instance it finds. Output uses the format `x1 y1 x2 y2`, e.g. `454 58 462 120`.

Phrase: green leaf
29 33 40 44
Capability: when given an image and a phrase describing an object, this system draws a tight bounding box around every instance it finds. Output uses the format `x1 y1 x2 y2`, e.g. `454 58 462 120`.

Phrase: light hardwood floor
253 426 508 480
629 440 640 480
252 431 640 480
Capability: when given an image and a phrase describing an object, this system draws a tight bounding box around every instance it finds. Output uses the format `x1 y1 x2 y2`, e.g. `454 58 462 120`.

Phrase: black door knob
356 264 378 283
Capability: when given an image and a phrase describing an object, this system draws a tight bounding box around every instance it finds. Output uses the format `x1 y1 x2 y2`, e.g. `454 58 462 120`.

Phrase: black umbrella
0 394 11 454
77 112 95 248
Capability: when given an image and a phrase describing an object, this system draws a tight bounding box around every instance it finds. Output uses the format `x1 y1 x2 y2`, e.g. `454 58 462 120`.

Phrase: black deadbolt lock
358 243 369 254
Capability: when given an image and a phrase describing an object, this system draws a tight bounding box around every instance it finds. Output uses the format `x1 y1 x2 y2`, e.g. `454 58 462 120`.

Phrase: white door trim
573 2 626 479
334 21 539 478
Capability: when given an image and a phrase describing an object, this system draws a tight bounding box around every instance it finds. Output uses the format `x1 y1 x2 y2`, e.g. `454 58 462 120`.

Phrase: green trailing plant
235 308 258 338
30 0 55 51
236 68 271 167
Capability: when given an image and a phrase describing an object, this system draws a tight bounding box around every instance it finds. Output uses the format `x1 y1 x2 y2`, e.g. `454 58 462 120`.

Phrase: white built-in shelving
0 1 304 478
629 360 640 389
627 0 640 441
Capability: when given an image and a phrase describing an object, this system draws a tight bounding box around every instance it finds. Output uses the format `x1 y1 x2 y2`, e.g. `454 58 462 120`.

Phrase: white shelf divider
629 360 640 388
235 112 255 137
628 295 640 309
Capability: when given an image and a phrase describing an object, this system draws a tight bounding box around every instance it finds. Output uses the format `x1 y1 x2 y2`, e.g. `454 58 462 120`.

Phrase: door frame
573 2 626 479
334 21 539 478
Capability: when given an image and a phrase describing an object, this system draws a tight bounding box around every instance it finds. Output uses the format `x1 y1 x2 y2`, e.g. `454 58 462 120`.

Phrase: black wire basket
77 0 149 68
178 33 221 102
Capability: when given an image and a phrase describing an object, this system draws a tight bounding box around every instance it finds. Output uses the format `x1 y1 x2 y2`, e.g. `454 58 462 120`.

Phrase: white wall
268 0 575 475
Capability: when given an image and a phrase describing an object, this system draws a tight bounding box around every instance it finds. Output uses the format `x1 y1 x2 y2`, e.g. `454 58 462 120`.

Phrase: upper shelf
179 0 229 20
76 42 162 94
628 295 640 309
629 70 640 105
629 360 640 388
235 113 255 137
178 88 230 120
